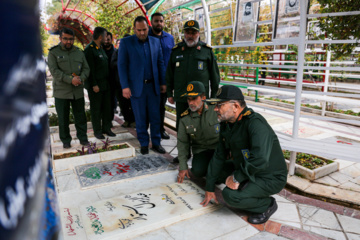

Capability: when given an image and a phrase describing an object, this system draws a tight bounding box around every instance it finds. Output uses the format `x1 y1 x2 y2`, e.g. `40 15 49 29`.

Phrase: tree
91 0 133 40
316 0 360 60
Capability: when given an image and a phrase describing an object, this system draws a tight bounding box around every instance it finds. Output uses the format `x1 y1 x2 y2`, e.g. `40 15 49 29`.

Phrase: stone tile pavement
51 99 360 239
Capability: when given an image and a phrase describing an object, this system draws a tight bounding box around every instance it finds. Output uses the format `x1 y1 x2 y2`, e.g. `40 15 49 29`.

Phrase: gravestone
75 154 175 188
60 180 221 240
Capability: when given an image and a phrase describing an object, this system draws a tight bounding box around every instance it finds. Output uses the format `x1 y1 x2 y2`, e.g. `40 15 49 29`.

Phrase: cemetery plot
75 154 175 188
60 180 221 240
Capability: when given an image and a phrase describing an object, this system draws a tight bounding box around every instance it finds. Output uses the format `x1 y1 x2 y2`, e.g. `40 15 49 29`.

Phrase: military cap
181 81 206 97
204 85 244 103
183 20 200 32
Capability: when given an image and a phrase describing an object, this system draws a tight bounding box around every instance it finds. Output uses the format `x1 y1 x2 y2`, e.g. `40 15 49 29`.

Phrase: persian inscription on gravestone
75 154 175 188
61 181 221 240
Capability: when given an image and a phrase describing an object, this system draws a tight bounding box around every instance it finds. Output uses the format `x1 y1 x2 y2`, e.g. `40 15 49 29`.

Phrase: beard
103 43 111 48
217 108 236 122
184 35 200 47
61 42 73 50
189 103 203 112
152 25 163 34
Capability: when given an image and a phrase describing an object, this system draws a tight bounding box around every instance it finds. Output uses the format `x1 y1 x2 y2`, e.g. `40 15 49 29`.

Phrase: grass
283 150 333 170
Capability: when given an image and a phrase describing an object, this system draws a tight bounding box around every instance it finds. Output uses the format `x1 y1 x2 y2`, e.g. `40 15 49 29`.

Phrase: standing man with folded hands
118 16 167 155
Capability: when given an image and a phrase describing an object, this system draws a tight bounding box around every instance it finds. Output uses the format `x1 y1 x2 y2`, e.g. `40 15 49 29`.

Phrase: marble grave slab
75 154 175 189
60 180 221 240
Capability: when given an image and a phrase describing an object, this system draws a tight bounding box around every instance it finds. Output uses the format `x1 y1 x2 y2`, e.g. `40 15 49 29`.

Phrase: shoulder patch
243 110 252 117
173 44 180 50
181 109 189 117
90 45 94 48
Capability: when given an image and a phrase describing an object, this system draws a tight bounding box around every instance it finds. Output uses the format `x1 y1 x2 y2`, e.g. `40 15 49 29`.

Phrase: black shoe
95 134 105 139
151 145 166 154
103 130 116 137
80 140 90 146
172 156 179 163
141 146 149 155
161 131 170 140
63 143 71 149
248 197 278 225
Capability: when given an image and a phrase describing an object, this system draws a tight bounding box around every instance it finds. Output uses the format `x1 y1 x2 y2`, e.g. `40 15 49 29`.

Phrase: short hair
107 32 113 39
133 16 148 27
200 93 205 98
93 27 107 40
151 12 164 20
123 33 131 38
235 100 246 108
60 28 74 37
245 2 251 8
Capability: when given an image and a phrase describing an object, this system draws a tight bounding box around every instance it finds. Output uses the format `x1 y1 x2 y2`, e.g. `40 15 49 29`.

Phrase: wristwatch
232 175 239 184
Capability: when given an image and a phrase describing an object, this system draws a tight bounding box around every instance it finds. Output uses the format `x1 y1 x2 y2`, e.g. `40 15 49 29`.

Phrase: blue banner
0 0 59 239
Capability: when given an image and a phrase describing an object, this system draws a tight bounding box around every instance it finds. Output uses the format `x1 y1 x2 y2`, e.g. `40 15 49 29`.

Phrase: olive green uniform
205 107 288 213
178 103 220 177
166 41 220 129
84 41 112 136
47 44 90 144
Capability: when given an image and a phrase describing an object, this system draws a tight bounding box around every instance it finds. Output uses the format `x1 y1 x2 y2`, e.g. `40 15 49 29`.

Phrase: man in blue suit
118 16 167 155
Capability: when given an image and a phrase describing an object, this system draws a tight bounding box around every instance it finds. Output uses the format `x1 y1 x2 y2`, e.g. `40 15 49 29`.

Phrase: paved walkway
48 81 360 239
110 109 360 239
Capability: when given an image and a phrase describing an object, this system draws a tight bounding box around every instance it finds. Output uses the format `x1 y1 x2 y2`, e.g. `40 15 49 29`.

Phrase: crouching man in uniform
200 85 288 224
177 81 220 183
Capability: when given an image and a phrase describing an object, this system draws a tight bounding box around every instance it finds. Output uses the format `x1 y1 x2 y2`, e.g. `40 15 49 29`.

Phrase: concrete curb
285 159 339 180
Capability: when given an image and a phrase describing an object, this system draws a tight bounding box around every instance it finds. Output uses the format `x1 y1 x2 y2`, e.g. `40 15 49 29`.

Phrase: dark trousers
110 88 117 120
115 89 135 123
191 149 215 178
87 89 112 135
175 101 189 130
219 161 286 213
55 97 88 144
160 92 167 132
130 83 161 147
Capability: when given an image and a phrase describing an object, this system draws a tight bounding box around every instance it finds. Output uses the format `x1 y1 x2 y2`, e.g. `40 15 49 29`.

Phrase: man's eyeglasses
215 101 236 108
62 37 74 42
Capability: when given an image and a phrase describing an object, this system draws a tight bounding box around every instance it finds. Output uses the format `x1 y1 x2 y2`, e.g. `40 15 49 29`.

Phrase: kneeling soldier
200 85 288 225
177 81 220 183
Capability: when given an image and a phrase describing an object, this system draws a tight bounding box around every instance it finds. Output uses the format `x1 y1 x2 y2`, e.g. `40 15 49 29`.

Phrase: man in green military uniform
177 81 220 183
48 28 90 148
201 85 288 225
166 20 220 131
84 27 116 139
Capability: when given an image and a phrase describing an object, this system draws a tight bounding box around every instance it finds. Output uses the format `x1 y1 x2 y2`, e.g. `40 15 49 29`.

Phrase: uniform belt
144 79 153 84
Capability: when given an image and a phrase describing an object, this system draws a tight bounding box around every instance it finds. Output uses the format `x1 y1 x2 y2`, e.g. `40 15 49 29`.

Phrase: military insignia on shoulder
182 46 185 51
243 110 252 116
197 46 201 50
241 149 250 160
90 45 94 48
181 110 189 117
173 44 180 49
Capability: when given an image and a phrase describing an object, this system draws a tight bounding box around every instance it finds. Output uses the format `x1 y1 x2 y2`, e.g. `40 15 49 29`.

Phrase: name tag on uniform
176 55 183 59
198 61 203 70
57 56 64 59
99 55 103 58
176 62 180 67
